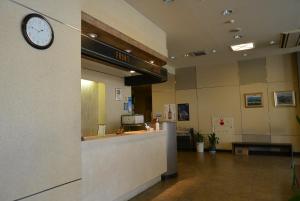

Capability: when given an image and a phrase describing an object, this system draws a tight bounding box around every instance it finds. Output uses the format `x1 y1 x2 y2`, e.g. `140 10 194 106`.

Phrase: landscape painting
244 93 263 108
274 91 296 107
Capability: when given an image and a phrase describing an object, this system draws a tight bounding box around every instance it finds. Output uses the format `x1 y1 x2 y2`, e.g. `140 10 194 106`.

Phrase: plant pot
209 146 216 154
196 142 204 153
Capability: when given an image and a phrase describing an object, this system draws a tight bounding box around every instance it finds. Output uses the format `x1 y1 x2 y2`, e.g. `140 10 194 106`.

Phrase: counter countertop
82 130 165 142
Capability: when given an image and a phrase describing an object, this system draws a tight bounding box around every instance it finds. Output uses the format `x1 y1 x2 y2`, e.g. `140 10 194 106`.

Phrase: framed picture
244 93 263 108
115 88 121 101
274 91 296 107
178 103 190 121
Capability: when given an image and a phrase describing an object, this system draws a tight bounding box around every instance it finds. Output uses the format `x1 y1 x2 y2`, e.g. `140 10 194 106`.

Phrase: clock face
22 14 54 49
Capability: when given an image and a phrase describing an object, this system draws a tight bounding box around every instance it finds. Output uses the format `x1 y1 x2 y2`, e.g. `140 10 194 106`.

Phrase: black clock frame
21 13 54 50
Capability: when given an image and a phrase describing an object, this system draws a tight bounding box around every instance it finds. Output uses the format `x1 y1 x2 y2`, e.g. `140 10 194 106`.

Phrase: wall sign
212 117 234 135
115 88 121 101
164 104 176 121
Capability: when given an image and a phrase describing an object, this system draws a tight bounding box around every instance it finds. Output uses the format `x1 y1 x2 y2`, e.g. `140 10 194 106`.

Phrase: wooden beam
81 11 168 66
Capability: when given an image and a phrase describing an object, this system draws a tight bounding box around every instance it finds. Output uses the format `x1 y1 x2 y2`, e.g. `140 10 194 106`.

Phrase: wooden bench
232 142 293 156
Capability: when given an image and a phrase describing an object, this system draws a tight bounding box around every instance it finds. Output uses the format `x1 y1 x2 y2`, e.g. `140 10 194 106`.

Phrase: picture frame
178 103 190 121
244 93 263 108
274 91 296 107
115 88 121 101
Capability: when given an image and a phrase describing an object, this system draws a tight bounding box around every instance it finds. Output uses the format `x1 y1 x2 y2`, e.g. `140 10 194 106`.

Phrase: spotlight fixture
129 70 136 74
229 28 242 33
184 53 190 57
230 42 255 51
87 33 98 38
225 19 235 24
233 34 243 39
222 9 233 16
163 0 174 4
125 49 132 53
149 60 154 64
269 40 276 45
212 49 217 53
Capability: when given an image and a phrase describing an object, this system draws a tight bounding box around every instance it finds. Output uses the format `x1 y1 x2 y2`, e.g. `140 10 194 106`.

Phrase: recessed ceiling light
149 60 154 64
243 53 248 57
212 49 217 53
125 49 132 53
170 56 176 60
222 9 233 16
233 34 243 39
231 42 255 51
225 19 235 24
129 70 136 74
229 28 242 33
163 0 174 4
87 33 98 38
269 40 276 45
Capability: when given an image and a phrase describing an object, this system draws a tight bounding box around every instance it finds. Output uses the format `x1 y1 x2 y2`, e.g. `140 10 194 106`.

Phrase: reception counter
81 130 167 201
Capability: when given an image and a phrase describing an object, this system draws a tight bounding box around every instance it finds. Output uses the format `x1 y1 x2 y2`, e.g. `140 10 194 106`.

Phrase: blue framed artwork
244 93 263 108
274 91 296 107
178 103 190 121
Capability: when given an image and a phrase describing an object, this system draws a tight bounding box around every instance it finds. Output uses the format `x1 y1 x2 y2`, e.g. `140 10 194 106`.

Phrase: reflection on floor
130 152 294 201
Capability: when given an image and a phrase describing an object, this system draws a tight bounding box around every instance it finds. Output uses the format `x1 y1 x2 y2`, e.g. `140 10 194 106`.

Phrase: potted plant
195 132 204 153
208 133 219 154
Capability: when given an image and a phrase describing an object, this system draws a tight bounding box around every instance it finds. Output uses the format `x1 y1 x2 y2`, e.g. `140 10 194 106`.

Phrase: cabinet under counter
81 130 167 201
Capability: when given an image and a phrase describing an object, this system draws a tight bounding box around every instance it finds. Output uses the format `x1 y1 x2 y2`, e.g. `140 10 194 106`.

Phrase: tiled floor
130 152 294 201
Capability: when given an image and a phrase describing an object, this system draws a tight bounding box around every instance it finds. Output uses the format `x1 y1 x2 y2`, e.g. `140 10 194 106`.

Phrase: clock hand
31 26 39 32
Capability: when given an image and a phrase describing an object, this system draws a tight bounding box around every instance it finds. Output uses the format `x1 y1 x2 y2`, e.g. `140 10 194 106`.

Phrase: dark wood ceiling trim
81 11 168 64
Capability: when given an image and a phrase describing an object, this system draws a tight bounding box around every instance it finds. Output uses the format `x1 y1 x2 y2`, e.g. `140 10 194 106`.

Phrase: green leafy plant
296 115 300 125
195 132 204 143
208 133 219 149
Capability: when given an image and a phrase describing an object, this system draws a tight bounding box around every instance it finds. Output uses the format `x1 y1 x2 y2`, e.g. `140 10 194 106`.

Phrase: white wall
152 74 176 118
81 0 168 57
0 0 81 200
175 54 300 151
81 62 131 134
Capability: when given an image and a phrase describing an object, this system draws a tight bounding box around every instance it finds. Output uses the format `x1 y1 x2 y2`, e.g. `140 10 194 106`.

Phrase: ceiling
125 0 300 68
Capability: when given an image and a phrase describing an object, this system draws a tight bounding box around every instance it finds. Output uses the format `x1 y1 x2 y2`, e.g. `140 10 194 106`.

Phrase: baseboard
203 148 232 152
114 176 161 201
293 152 300 157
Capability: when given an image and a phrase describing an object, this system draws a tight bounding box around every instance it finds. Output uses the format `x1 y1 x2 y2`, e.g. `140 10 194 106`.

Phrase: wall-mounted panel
196 62 239 88
197 86 242 150
268 82 300 136
240 83 270 135
239 58 267 85
175 67 196 90
266 54 298 83
0 1 81 200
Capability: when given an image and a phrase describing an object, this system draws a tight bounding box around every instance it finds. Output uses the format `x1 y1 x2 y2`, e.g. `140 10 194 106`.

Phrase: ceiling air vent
280 29 300 48
188 50 207 57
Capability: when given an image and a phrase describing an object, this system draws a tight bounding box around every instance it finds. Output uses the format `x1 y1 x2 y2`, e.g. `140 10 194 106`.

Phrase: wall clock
21 13 54 49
